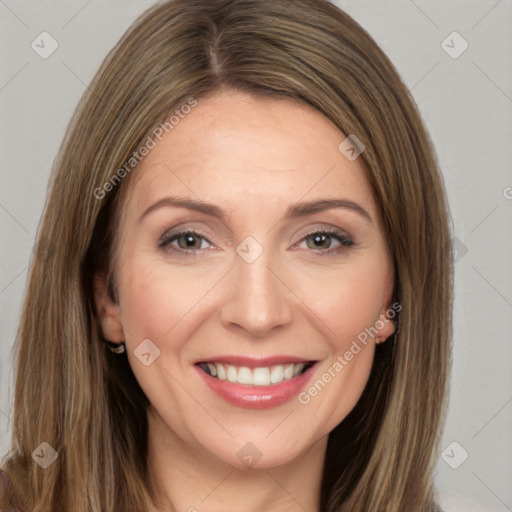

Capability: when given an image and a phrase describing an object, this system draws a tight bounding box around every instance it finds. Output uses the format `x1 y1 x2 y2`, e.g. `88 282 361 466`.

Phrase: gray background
0 1 511 510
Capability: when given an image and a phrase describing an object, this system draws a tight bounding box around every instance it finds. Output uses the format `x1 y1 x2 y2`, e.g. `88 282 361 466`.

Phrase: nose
219 248 294 338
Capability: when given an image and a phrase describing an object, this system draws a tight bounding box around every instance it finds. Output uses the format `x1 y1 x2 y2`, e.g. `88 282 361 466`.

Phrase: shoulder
0 468 21 512
437 490 502 512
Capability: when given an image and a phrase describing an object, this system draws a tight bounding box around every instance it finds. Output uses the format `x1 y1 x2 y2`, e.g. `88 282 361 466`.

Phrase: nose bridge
220 240 293 336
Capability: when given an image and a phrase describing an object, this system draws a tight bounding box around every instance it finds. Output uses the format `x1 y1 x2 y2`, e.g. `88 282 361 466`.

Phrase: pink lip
195 355 314 369
194 361 317 410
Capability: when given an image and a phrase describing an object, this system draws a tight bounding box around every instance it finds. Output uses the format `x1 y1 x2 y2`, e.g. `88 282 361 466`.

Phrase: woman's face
96 89 394 469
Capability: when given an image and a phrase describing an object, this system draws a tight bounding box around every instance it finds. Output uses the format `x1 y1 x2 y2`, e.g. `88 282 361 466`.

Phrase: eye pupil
308 233 331 249
179 233 201 249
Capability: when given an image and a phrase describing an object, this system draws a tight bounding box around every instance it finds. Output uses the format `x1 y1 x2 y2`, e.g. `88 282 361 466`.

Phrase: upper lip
195 355 317 369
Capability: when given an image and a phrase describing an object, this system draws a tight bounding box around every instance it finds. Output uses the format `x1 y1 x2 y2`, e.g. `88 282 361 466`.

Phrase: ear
375 271 397 344
93 273 124 343
375 302 396 344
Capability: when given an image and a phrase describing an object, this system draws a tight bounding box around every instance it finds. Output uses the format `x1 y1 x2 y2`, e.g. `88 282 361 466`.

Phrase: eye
158 230 213 254
158 228 354 257
298 229 354 254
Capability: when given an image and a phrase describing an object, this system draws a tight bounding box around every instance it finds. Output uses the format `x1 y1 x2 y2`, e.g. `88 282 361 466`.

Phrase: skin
95 89 395 512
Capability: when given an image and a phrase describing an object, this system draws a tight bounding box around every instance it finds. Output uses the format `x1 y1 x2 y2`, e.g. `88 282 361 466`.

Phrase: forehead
123 90 376 219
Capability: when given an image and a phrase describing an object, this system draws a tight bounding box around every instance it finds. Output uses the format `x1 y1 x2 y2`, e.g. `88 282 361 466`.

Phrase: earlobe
375 303 396 344
376 267 397 344
93 273 124 343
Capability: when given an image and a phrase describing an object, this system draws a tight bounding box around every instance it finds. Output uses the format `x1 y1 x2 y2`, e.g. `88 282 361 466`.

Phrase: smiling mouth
196 361 316 386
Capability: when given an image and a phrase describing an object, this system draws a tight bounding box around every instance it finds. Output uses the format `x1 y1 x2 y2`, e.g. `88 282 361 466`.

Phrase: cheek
292 257 388 425
114 257 218 432
294 257 389 344
117 255 224 345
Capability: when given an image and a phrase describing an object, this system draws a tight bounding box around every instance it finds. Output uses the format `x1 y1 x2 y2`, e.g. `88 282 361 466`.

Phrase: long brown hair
1 1 453 510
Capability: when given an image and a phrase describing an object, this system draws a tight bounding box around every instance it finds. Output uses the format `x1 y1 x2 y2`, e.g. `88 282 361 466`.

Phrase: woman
1 0 453 510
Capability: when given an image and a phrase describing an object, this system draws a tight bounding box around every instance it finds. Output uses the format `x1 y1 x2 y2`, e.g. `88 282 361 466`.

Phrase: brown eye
306 233 333 249
158 230 213 253
175 232 204 249
301 230 354 252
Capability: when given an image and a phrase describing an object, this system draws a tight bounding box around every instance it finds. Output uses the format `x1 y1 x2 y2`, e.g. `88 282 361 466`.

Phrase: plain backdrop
1 1 511 510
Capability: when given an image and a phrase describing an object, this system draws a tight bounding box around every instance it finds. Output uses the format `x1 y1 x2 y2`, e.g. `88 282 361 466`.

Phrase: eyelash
158 228 354 257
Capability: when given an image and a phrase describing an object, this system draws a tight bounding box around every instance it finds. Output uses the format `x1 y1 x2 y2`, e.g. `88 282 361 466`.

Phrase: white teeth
237 367 253 385
215 363 226 380
270 365 284 383
202 362 311 386
253 367 271 386
293 362 305 376
227 365 238 382
283 363 294 380
207 363 217 377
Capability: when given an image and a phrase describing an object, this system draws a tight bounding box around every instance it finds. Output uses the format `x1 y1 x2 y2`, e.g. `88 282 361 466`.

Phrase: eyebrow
139 195 372 223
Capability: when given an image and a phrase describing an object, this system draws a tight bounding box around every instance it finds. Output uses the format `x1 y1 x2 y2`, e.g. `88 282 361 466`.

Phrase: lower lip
195 363 317 410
